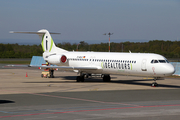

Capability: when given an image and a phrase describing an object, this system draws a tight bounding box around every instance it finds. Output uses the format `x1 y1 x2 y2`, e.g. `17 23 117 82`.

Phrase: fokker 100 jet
10 29 175 87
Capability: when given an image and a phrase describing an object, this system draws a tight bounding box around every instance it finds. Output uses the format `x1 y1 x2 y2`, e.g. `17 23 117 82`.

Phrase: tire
80 76 84 82
76 76 80 82
103 75 111 82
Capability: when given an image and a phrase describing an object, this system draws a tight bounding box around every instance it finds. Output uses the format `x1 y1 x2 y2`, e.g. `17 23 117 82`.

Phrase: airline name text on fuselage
103 62 131 70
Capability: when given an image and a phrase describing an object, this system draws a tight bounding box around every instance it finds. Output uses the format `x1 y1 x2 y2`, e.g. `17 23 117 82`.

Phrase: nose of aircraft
166 64 175 75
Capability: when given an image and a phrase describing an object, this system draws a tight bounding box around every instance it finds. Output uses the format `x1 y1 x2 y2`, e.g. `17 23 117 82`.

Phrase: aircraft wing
4 65 30 67
5 65 100 70
30 65 100 70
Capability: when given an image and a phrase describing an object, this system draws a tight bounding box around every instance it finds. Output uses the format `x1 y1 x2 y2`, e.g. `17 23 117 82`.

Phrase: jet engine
47 54 67 64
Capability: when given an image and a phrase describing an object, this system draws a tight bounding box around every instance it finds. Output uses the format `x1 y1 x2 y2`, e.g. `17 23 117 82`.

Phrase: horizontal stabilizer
9 31 60 35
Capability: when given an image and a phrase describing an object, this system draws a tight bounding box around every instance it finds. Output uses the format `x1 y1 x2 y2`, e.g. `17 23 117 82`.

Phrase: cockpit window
151 60 154 63
151 60 159 63
151 59 169 64
158 60 166 63
151 59 159 63
166 59 169 63
154 60 158 63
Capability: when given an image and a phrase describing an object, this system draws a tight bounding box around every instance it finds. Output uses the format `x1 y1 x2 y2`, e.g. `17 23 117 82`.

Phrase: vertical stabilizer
37 29 67 53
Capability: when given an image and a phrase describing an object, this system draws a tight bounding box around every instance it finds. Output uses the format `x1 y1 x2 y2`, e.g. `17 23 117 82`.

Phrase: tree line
0 40 180 58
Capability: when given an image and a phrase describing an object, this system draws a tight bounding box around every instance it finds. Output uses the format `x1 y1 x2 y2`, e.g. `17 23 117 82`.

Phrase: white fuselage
45 51 175 78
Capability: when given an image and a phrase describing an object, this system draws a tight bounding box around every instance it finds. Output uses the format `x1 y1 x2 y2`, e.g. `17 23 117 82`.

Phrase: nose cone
165 64 175 76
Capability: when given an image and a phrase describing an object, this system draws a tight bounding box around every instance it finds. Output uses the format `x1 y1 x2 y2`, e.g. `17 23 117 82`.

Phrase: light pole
103 32 113 52
76 44 79 51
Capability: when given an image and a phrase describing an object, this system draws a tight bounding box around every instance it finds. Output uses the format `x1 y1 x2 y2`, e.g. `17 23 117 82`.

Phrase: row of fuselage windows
151 59 169 63
68 58 137 64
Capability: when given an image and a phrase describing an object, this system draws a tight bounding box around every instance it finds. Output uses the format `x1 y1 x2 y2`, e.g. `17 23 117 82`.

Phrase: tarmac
0 67 180 120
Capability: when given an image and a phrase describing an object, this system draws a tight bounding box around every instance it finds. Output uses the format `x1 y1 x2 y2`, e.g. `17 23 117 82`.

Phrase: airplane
10 29 175 87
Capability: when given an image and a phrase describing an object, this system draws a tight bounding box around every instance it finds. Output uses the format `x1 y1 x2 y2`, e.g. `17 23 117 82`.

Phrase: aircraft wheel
152 82 158 87
76 76 80 82
80 76 84 82
103 75 111 82
41 74 43 78
85 74 89 78
76 76 84 82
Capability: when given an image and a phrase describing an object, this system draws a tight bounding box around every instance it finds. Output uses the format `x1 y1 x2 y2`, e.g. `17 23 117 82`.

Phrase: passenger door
141 59 147 71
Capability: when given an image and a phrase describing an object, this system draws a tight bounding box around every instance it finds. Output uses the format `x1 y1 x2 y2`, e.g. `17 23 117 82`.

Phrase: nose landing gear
152 77 158 87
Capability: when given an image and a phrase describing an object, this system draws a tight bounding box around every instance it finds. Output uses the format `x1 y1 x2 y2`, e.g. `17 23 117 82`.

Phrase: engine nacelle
47 54 67 65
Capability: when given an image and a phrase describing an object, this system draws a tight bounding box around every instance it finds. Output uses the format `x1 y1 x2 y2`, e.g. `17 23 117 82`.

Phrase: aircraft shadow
0 100 15 104
111 79 180 89
24 76 180 89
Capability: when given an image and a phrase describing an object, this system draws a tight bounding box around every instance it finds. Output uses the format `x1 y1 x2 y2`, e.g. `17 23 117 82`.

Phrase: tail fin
10 29 68 53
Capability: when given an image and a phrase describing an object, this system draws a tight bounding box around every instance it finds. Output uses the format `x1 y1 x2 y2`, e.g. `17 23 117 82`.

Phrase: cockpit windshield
166 59 169 63
151 59 168 63
159 60 166 63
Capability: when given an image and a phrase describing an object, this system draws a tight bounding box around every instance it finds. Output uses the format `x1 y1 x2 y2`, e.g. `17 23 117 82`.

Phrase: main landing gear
76 73 85 82
76 76 84 82
76 74 111 82
103 75 111 82
152 77 158 87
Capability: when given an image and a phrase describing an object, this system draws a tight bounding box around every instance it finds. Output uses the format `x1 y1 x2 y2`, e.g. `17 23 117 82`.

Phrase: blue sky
0 0 180 44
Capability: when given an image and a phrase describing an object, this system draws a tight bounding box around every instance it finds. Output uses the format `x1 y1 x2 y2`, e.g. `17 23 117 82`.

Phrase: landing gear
103 75 111 82
76 73 85 82
152 77 158 87
76 73 111 82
